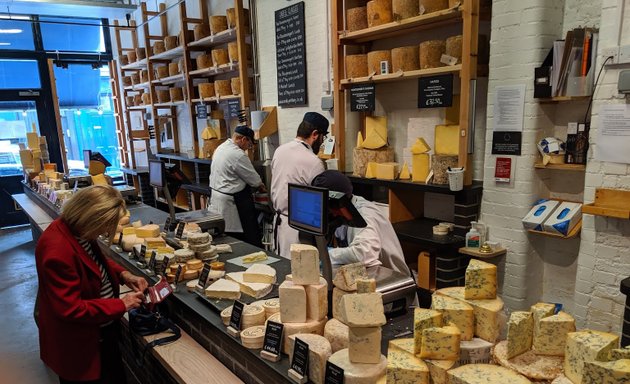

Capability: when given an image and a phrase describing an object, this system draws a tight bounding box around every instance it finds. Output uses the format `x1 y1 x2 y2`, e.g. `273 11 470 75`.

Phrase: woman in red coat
35 185 148 384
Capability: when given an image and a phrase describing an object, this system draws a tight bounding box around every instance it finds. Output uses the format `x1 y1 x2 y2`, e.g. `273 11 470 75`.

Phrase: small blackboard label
164 216 172 232
325 361 344 384
291 338 310 377
197 263 212 289
418 74 453 108
491 131 522 156
196 103 208 119
117 232 124 246
262 321 284 356
140 244 147 260
229 301 245 331
161 256 170 276
175 221 185 239
227 99 240 119
350 85 375 112
174 264 183 284
275 2 307 106
147 250 157 272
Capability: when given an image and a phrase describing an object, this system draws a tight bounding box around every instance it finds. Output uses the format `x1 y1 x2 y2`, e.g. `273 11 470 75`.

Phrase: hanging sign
418 74 453 108
275 2 307 106
350 84 375 112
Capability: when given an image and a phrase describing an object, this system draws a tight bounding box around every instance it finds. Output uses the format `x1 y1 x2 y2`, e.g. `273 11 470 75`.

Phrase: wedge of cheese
290 244 320 285
399 161 411 180
425 359 457 384
328 349 387 384
583 359 630 384
532 311 575 356
286 334 332 384
464 259 497 300
413 308 442 355
411 137 431 154
447 364 532 384
356 131 364 148
243 263 276 284
363 116 387 149
332 287 352 320
333 262 368 291
136 224 160 238
204 278 241 300
531 302 557 341
144 237 166 249
365 161 377 178
506 311 533 359
386 344 430 384
434 125 459 155
339 292 386 327
324 318 349 353
201 126 218 140
388 338 415 355
610 346 630 360
412 153 430 183
279 280 307 323
420 324 461 360
431 294 474 341
374 162 399 180
564 330 619 384
225 272 273 299
91 173 108 186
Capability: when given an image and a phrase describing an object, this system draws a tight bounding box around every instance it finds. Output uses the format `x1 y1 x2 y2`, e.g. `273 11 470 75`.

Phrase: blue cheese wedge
610 346 630 360
464 259 497 300
339 292 386 327
583 359 630 384
386 344 430 384
532 311 575 356
447 364 532 384
425 359 458 384
564 330 620 384
431 295 474 341
413 308 442 355
506 311 533 359
420 324 461 360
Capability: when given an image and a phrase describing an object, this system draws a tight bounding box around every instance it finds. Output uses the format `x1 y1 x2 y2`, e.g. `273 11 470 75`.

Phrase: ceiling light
76 110 81 116
0 29 22 34
0 15 30 21
0 42 10 46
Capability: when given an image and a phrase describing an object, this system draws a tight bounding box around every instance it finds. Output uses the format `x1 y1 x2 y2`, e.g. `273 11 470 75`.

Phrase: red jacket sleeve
106 257 127 282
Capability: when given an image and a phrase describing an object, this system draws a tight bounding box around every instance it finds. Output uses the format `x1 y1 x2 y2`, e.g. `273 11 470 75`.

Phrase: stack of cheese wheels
367 50 391 74
243 305 266 329
446 34 463 64
393 0 418 20
186 259 203 272
392 46 420 72
156 89 170 103
156 65 169 79
199 83 215 99
230 77 240 95
420 39 446 68
210 15 228 34
212 49 229 66
226 8 250 29
131 73 140 85
420 0 448 13
262 298 280 318
164 35 178 50
140 70 148 83
346 6 367 31
136 47 146 60
141 93 151 105
127 51 137 63
367 0 392 27
153 41 165 55
194 23 210 41
215 79 231 96
169 87 184 102
345 54 368 78
174 248 195 263
241 325 265 349
122 76 132 87
196 53 213 70
210 261 224 270
227 42 239 62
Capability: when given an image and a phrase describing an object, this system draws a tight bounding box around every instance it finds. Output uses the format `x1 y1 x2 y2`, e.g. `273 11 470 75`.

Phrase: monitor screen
149 160 165 188
288 184 327 235
83 149 92 168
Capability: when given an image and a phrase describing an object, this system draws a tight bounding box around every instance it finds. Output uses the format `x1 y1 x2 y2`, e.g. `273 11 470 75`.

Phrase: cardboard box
522 199 560 231
543 202 582 236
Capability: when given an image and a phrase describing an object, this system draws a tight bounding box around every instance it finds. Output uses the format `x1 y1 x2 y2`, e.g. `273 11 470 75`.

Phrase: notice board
275 2 307 107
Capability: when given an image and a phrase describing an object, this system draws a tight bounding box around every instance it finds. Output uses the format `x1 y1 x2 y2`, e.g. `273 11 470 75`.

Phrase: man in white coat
209 126 266 247
311 170 411 276
271 112 328 258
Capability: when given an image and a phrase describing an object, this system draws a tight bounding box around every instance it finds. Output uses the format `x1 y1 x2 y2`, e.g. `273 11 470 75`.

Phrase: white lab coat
329 195 411 276
209 139 262 232
271 139 325 258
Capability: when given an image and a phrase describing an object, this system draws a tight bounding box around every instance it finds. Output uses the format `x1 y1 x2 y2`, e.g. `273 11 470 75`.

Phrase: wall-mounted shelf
121 58 148 70
528 219 582 239
534 163 586 171
340 65 461 87
459 247 507 258
154 101 187 108
128 105 149 111
536 95 590 103
132 82 150 90
149 46 184 61
152 74 185 85
187 28 237 49
191 94 241 105
583 188 630 219
189 62 239 77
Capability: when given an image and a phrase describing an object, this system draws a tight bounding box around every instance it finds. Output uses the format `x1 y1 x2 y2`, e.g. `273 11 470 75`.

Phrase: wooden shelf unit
459 247 507 258
534 163 586 171
583 188 630 219
109 59 128 167
340 65 462 87
528 219 582 239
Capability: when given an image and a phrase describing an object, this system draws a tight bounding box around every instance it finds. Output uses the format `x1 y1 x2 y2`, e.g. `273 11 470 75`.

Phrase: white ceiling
0 0 137 19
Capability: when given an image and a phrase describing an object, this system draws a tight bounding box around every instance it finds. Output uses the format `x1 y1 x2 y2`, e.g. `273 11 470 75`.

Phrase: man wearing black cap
209 126 266 246
311 170 411 276
271 112 329 258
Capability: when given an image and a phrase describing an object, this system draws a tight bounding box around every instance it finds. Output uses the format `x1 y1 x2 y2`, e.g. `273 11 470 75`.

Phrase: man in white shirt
311 170 411 276
271 112 328 258
209 126 266 246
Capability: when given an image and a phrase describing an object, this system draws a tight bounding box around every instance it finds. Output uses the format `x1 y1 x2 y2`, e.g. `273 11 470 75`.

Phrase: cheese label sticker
291 337 310 377
262 320 284 356
229 300 245 331
140 244 147 260
197 263 212 290
175 221 185 239
164 216 172 232
324 361 344 384
148 251 157 271
161 256 170 276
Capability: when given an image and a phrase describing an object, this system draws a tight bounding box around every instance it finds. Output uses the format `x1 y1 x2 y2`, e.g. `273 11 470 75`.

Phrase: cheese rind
286 334 332 384
324 318 349 353
225 272 273 299
290 244 320 285
583 359 630 384
434 125 459 155
420 325 461 360
425 359 457 384
279 280 307 323
506 311 533 359
447 364 532 384
333 262 368 291
204 279 241 300
356 278 376 293
328 349 387 384
610 346 630 360
282 317 327 352
413 308 442 355
431 294 474 341
532 311 575 356
564 330 620 384
339 292 386 327
332 287 352 320
349 327 381 364
464 259 497 300
243 263 277 284
305 281 328 321
386 347 430 384
136 224 160 238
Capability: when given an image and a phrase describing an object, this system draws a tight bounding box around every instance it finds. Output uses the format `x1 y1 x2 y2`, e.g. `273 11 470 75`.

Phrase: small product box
543 202 582 236
522 199 560 231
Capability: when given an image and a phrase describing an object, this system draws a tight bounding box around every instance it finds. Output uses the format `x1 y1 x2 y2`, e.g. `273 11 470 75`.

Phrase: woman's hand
121 271 149 292
121 291 144 311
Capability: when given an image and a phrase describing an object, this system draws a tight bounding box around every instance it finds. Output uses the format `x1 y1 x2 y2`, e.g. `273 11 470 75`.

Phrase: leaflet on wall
493 84 525 132
596 104 630 164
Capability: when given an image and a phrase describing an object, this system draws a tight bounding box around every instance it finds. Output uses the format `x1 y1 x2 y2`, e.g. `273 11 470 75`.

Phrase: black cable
584 55 614 123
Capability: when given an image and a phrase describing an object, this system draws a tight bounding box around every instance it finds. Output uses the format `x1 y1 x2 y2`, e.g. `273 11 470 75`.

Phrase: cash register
288 183 417 314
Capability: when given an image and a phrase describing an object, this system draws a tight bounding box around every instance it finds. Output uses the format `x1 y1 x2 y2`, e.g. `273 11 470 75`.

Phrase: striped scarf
75 237 114 300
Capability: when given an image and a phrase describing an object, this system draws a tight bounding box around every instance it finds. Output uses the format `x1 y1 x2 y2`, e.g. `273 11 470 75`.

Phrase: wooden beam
235 0 251 114
180 0 198 158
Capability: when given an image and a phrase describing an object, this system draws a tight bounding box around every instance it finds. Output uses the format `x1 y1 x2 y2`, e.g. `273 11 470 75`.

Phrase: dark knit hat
303 112 329 135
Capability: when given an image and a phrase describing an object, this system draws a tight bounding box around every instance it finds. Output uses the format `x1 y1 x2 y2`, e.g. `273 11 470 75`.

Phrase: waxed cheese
386 345 430 384
583 359 630 384
413 308 442 355
333 262 368 291
420 324 461 360
564 330 620 384
506 311 533 359
464 259 497 300
431 294 474 341
349 327 381 364
324 318 349 353
447 364 532 384
286 334 332 384
339 292 386 327
279 280 307 323
305 280 328 321
243 263 276 284
532 311 576 356
290 244 320 285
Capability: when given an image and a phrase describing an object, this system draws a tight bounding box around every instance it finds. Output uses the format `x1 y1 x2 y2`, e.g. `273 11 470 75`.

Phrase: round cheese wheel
230 77 240 95
169 87 184 102
419 39 446 69
266 312 281 325
183 269 198 280
262 298 280 318
186 279 199 292
186 259 203 270
210 261 225 271
346 6 367 32
393 0 418 20
240 325 265 349
448 364 532 384
328 349 387 384
215 80 231 96
188 232 211 244
392 46 420 72
153 41 165 55
324 318 350 353
367 0 392 28
345 54 368 78
189 241 212 253
367 50 391 74
131 73 140 85
174 248 195 263
168 62 180 77
199 83 215 99
228 42 238 62
226 8 250 30
212 49 229 66
196 54 212 70
193 23 210 41
242 305 266 328
283 317 327 353
197 246 218 261
164 35 178 50
156 89 170 103
141 93 151 105
446 34 463 63
210 16 228 34
156 65 169 79
221 306 232 326
127 51 137 63
135 47 146 60
420 0 448 13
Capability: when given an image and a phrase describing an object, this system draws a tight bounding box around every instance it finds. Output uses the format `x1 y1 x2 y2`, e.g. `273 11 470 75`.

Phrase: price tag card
227 300 245 337
261 321 284 361
147 250 157 272
324 361 344 384
350 84 375 112
161 256 170 277
140 244 147 260
418 74 453 109
175 221 185 239
164 216 172 233
117 232 124 246
196 103 208 119
288 337 309 383
174 264 183 285
196 263 212 291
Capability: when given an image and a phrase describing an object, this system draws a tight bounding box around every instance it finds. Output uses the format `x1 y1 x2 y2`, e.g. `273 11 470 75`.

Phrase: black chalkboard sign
147 250 157 272
174 264 183 284
262 321 284 356
324 361 344 384
197 263 212 289
275 2 307 107
196 103 208 119
350 85 375 112
140 244 147 260
160 256 170 277
418 74 453 108
291 338 309 377
491 131 522 155
175 221 185 239
227 99 240 118
229 301 245 331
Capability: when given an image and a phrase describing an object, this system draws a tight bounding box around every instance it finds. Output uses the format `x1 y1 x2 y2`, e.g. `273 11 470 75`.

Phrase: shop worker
209 125 266 247
311 170 412 276
271 111 328 258
35 185 148 384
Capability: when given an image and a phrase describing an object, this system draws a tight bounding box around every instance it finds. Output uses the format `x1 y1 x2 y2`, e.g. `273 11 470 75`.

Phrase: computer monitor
149 160 165 188
83 150 92 168
288 183 328 236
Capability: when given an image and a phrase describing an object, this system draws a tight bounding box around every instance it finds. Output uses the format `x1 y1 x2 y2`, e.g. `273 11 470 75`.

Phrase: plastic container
447 168 464 191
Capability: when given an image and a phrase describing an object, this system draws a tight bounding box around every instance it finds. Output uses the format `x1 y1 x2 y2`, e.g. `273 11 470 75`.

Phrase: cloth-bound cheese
324 318 349 353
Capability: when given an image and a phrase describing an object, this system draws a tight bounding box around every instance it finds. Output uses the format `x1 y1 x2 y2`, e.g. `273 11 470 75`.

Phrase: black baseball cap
234 125 255 142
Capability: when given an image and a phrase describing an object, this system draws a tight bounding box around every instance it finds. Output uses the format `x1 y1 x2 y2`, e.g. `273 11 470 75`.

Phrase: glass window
0 16 34 50
0 100 39 176
0 59 40 89
40 17 105 53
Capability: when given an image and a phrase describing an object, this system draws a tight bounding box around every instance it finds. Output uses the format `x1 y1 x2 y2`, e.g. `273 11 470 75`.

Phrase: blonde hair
61 185 126 240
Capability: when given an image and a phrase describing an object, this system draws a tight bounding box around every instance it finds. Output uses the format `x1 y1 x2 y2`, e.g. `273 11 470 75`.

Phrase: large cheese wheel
420 40 446 69
131 73 140 85
283 318 328 353
226 8 250 29
141 93 151 105
135 47 146 60
286 334 332 384
156 65 169 79
180 29 194 44
230 77 241 95
328 349 387 384
367 50 391 74
212 49 229 66
346 6 368 31
241 325 265 349
169 87 184 102
210 16 228 34
198 83 215 99
392 46 420 72
127 51 137 63
156 90 170 103
345 54 368 78
215 80 231 96
420 0 448 14
324 318 350 353
431 154 458 184
168 62 180 77
228 42 239 62
193 23 210 41
122 76 132 87
152 41 165 55
164 35 178 50
367 0 392 27
393 0 419 20
446 34 463 64
196 54 212 70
